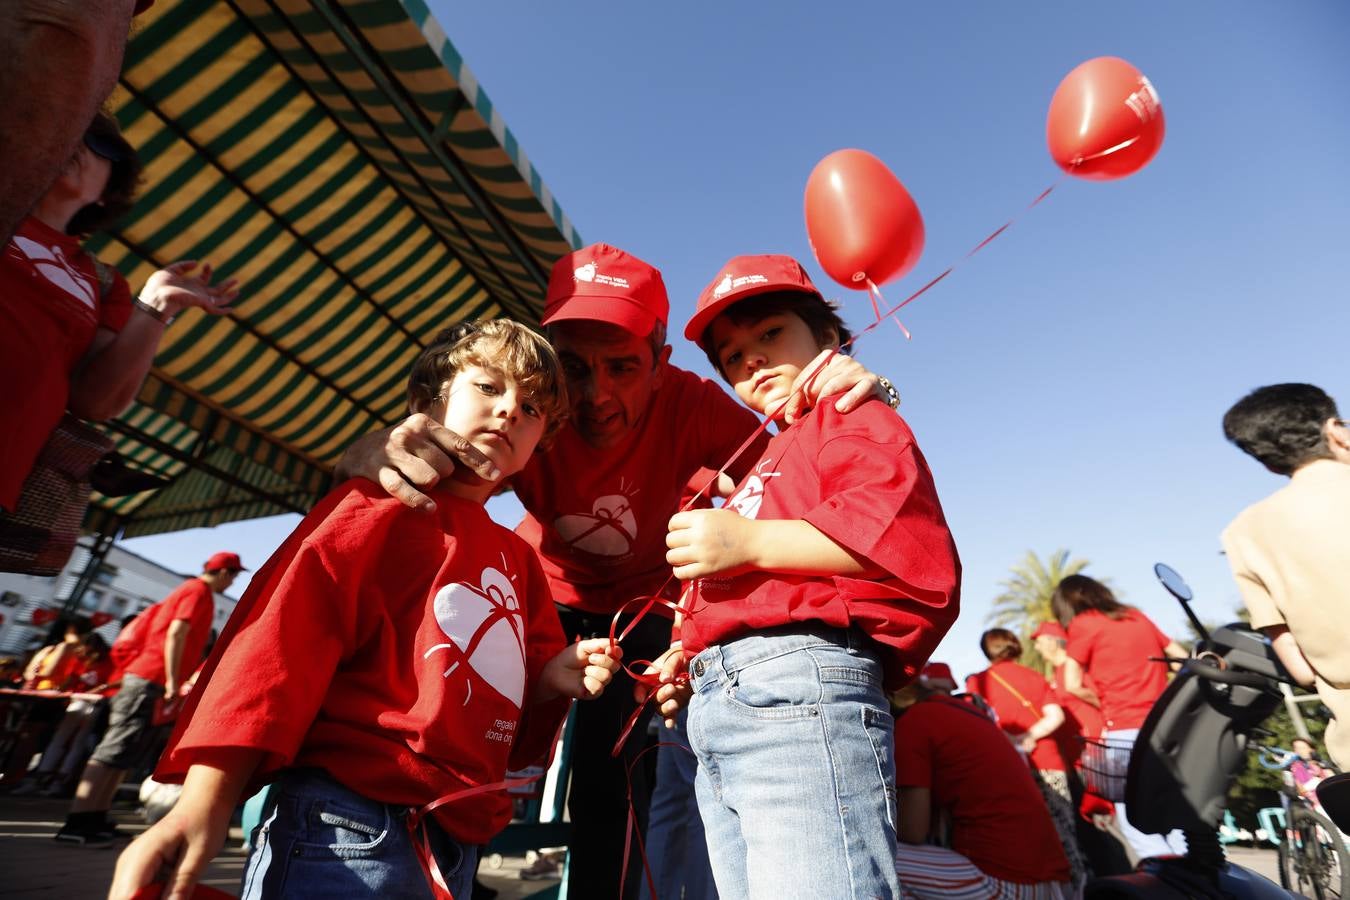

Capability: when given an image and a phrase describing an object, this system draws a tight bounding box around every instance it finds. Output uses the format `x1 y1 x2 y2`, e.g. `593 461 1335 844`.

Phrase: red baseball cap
685 254 824 344
204 551 247 573
918 662 957 690
541 243 669 337
1031 621 1067 641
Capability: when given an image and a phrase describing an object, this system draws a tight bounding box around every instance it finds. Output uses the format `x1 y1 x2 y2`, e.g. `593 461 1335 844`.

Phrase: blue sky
126 1 1350 683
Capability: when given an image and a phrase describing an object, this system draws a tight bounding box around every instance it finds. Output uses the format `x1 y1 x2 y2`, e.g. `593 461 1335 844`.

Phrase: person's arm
1063 658 1100 708
779 348 891 425
332 413 502 512
665 509 869 581
162 619 191 699
896 785 933 844
1020 703 1066 753
1163 640 1189 673
533 638 621 703
67 261 237 420
109 747 264 900
23 645 54 682
1263 625 1317 687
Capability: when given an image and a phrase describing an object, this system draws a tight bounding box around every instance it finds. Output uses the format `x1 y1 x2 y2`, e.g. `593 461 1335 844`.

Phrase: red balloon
804 149 924 289
1047 56 1165 180
90 611 113 628
31 608 58 626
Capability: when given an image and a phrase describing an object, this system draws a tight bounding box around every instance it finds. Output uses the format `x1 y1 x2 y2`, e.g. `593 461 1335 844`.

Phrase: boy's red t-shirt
512 365 765 615
681 399 960 689
123 579 215 687
157 482 569 843
894 694 1071 885
1065 608 1172 731
965 661 1066 772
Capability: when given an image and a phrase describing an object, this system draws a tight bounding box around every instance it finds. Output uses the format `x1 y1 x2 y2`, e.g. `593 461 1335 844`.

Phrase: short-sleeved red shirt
158 483 569 843
1050 661 1106 765
965 661 1066 771
123 579 216 687
894 694 1070 884
513 365 764 614
1065 608 1172 730
0 217 131 510
682 399 960 689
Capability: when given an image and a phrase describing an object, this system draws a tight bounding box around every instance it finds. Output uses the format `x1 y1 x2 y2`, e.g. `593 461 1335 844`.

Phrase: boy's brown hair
698 290 853 381
979 627 1023 663
406 319 570 449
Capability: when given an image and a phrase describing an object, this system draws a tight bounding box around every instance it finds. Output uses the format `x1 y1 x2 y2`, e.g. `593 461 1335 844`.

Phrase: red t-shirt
894 694 1070 885
0 216 131 510
1050 661 1105 766
965 661 1066 772
123 579 216 687
513 365 764 614
157 482 570 843
1065 608 1172 730
681 399 960 689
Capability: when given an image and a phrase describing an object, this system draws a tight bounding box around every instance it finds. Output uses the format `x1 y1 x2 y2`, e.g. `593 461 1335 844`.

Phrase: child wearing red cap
110 321 622 900
657 255 961 898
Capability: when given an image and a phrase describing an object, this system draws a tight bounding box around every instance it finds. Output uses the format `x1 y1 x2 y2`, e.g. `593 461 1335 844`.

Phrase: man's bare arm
333 413 501 512
1264 625 1317 688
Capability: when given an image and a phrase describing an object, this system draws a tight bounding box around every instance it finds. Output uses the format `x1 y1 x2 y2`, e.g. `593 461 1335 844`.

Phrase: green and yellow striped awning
81 0 581 538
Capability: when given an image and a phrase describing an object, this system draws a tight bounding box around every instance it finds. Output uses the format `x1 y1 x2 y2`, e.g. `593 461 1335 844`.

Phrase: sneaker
519 856 561 880
8 779 43 797
53 824 113 848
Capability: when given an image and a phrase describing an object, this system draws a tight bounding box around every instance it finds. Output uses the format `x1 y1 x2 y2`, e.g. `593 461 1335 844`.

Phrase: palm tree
986 548 1091 675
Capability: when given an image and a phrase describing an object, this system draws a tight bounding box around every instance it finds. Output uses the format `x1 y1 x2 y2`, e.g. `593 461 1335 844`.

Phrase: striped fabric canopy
82 0 581 537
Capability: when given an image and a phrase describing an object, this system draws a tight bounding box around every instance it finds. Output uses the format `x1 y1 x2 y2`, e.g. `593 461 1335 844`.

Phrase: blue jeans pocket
723 649 824 720
293 797 392 859
861 704 898 826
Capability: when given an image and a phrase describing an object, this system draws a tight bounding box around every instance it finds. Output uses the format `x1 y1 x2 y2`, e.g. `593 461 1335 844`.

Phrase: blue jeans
240 769 476 899
641 707 716 900
1106 728 1187 860
687 626 900 899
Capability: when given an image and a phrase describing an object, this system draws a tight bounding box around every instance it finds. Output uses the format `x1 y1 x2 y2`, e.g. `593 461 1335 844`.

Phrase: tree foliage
987 549 1091 675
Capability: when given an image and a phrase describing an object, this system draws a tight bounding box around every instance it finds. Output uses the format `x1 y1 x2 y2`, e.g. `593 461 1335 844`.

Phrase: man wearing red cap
338 242 885 897
55 550 242 846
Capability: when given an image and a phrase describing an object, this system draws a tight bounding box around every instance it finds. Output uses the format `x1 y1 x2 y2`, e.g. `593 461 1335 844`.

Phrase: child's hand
540 638 622 701
666 509 758 580
109 807 228 900
634 644 692 729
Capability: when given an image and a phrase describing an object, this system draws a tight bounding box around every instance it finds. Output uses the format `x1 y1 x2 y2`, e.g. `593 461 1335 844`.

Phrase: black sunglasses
83 132 131 163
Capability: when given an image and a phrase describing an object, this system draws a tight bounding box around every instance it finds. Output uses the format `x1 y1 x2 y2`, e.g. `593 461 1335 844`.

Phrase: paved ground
1 792 1289 898
0 795 559 899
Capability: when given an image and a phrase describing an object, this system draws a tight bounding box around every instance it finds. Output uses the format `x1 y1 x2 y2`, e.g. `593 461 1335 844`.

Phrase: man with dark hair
55 552 243 846
1221 383 1350 768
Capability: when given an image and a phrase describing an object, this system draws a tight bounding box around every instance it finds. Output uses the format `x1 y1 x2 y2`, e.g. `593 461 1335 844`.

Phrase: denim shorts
240 769 476 899
687 625 901 899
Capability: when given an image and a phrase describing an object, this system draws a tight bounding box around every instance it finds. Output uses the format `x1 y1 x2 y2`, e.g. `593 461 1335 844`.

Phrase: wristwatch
877 375 901 410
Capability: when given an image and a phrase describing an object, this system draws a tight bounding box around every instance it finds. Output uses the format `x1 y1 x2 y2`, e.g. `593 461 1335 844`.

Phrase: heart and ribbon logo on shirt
11 236 96 310
554 481 640 557
725 459 780 521
425 565 526 708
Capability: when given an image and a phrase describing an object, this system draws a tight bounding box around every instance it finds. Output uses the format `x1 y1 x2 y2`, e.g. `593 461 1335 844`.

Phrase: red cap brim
542 294 659 337
684 282 821 345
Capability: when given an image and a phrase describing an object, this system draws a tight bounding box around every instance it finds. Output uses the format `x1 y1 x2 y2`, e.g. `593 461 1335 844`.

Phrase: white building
0 538 237 656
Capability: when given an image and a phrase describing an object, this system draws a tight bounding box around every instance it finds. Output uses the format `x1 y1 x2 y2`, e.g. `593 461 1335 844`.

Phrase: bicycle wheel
1286 804 1350 899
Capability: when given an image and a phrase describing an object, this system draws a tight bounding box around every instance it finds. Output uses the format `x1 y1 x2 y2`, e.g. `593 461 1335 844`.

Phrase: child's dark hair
979 628 1023 662
406 319 570 449
66 111 143 238
1052 574 1128 627
1222 383 1338 476
697 290 852 379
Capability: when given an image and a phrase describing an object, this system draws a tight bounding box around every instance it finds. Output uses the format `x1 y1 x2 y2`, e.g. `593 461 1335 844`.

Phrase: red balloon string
618 738 693 900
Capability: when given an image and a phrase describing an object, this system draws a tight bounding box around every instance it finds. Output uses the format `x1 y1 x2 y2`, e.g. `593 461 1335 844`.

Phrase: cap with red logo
685 254 824 344
541 243 669 337
204 551 247 573
1030 621 1067 641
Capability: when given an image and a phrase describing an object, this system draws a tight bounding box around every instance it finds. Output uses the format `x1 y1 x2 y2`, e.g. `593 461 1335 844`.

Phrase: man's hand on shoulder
780 349 895 424
333 413 501 513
